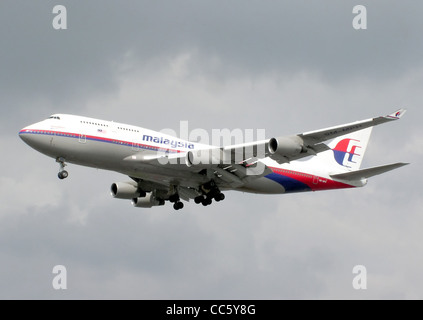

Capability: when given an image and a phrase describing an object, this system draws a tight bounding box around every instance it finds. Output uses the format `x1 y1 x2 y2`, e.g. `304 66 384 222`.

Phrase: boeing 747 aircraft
19 109 408 210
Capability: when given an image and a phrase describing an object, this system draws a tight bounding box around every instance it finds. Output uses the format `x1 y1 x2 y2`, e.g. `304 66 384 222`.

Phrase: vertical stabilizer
326 127 373 171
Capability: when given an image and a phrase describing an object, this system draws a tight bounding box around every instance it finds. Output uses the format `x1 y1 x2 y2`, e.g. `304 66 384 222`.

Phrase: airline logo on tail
332 139 361 167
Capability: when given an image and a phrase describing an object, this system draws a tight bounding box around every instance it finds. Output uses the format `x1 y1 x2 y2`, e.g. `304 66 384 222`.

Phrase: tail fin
324 109 407 172
301 109 407 178
326 127 373 171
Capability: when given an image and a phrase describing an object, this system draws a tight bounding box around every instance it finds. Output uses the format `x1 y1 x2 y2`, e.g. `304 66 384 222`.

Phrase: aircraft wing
123 148 273 189
123 109 406 189
299 109 406 146
222 109 406 165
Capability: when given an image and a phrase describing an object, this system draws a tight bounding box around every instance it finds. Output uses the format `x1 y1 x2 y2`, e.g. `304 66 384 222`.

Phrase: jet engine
110 181 143 199
132 192 164 208
185 149 222 167
268 136 306 157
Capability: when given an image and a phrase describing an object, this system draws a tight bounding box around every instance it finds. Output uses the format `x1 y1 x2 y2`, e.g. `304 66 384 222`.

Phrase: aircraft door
132 142 140 151
79 134 86 143
78 123 87 144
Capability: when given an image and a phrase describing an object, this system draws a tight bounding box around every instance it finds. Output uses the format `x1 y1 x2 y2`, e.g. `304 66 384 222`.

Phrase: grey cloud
2 0 423 113
1 0 422 299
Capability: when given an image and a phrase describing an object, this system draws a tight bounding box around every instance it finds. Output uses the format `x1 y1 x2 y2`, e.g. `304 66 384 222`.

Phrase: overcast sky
1 0 422 299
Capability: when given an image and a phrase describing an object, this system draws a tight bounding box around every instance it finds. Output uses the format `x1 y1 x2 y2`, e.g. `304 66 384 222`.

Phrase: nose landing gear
56 157 69 180
58 171 68 180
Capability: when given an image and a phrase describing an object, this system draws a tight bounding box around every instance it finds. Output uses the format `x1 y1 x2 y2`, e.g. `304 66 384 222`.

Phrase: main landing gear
169 193 184 211
194 180 225 207
194 192 225 206
56 157 69 180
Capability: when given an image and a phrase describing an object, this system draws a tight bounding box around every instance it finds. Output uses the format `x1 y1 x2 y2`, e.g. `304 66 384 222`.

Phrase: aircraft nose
19 121 57 158
19 124 42 148
19 126 32 144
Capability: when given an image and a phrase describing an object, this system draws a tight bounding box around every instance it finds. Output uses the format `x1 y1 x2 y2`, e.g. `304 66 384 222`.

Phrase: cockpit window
48 115 61 120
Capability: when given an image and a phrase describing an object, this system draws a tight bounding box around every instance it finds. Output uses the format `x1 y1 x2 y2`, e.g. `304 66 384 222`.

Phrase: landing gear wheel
202 197 212 206
169 194 180 203
173 202 184 210
56 157 68 180
214 193 225 202
58 170 68 180
194 196 204 204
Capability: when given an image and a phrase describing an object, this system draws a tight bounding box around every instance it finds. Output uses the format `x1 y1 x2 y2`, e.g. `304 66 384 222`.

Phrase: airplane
19 109 408 210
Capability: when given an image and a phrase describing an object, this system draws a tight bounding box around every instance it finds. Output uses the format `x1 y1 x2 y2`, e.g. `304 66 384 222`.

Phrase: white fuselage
19 114 355 195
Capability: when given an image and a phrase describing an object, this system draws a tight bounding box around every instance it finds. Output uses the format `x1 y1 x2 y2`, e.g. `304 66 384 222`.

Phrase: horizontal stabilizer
330 163 409 181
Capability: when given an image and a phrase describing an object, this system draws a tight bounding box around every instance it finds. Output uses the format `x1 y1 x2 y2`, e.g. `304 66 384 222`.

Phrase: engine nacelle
268 136 305 157
111 181 142 199
132 193 164 208
185 149 222 167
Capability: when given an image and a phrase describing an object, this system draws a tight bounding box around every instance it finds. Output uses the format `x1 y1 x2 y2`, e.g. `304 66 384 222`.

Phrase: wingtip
386 108 407 119
392 162 410 170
